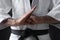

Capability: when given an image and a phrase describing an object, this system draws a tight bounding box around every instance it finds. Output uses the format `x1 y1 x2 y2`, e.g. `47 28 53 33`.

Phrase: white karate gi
0 0 60 40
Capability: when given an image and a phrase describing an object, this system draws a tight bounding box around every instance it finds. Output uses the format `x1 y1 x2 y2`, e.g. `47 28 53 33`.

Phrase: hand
29 15 43 24
15 6 36 25
24 15 39 25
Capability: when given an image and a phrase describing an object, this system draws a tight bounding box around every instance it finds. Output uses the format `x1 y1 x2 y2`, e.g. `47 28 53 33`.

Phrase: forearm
37 16 60 24
0 18 19 26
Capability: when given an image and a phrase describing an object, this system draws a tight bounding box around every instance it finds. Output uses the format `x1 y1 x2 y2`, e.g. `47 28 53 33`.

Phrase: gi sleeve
47 5 60 21
47 4 60 21
0 0 12 23
46 0 60 29
0 0 12 30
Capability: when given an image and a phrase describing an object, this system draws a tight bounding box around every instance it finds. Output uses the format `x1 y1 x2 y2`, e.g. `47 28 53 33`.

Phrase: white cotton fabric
47 0 60 21
0 0 11 30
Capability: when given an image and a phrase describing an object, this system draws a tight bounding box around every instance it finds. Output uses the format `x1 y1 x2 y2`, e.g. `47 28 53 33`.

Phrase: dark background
0 27 11 40
49 25 60 40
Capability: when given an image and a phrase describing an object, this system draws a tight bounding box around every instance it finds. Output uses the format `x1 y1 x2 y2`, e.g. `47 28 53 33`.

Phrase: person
0 0 60 40
10 0 60 40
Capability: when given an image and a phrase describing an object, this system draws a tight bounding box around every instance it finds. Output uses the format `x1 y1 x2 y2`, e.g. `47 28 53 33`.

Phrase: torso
11 0 51 30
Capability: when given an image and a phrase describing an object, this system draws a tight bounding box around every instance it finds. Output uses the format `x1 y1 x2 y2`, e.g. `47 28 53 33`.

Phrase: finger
31 5 36 12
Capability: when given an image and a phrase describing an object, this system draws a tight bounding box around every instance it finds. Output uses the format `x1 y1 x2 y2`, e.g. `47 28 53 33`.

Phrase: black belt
11 28 49 36
11 28 49 40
